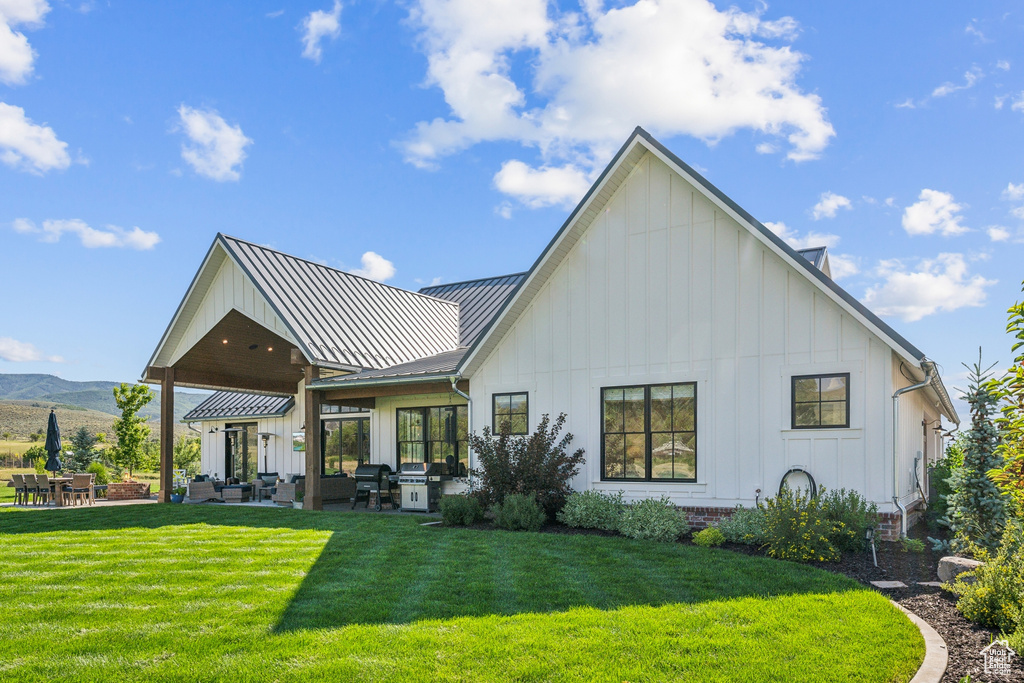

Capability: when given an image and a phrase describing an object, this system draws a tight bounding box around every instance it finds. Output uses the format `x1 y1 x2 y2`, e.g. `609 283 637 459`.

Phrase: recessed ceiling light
222 339 228 344
248 344 258 350
267 347 273 352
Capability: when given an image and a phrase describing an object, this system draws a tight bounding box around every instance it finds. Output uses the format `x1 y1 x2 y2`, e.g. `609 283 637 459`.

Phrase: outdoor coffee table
221 485 252 503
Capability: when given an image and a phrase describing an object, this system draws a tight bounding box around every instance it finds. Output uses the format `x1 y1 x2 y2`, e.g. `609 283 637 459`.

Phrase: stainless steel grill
398 462 448 512
352 463 396 511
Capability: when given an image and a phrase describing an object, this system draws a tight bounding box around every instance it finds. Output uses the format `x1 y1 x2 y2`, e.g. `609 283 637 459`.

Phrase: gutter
449 375 473 483
892 360 936 537
309 372 459 390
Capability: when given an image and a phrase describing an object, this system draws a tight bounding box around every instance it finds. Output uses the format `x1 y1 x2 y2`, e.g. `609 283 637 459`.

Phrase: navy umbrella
44 409 62 475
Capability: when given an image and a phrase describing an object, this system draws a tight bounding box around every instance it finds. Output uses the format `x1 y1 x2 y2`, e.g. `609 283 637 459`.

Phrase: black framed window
601 383 696 482
322 417 369 476
792 373 849 429
397 405 468 476
492 392 528 434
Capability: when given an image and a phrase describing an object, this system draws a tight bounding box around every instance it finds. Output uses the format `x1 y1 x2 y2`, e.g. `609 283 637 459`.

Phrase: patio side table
221 485 252 503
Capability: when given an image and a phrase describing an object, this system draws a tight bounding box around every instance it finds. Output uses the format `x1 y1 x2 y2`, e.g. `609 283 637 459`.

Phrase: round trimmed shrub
693 527 725 548
440 494 484 526
86 461 109 486
717 506 766 545
492 493 546 532
556 490 624 531
619 496 689 543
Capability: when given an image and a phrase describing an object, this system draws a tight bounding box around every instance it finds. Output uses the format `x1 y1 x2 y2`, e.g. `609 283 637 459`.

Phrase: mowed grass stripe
0 505 922 682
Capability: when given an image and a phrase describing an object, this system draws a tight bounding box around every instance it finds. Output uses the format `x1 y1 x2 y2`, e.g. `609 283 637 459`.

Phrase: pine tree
946 350 1007 553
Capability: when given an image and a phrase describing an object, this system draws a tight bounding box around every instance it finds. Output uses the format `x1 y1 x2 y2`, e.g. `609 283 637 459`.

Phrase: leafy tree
64 426 98 472
992 282 1024 514
1 431 11 441
469 413 585 519
28 433 40 442
946 352 1007 554
110 383 155 479
173 435 202 477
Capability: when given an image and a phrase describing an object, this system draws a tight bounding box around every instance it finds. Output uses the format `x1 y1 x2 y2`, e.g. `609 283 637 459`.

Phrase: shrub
86 461 109 486
951 518 1024 635
440 495 484 526
818 487 878 552
491 493 546 532
761 486 839 563
34 456 46 474
900 537 926 554
619 496 689 543
717 506 766 545
470 413 585 519
556 490 624 531
693 527 725 548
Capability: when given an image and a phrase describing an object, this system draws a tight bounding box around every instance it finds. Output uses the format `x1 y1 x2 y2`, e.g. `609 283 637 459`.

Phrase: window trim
599 382 698 483
790 372 850 430
395 405 469 475
492 392 529 435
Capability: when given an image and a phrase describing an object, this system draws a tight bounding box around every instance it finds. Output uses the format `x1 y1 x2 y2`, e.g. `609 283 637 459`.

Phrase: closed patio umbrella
44 409 62 476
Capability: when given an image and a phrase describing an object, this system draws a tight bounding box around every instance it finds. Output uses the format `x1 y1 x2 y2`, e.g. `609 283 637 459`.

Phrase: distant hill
0 373 208 437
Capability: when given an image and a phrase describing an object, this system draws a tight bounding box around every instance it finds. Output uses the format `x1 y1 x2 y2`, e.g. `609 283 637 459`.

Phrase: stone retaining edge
891 601 948 683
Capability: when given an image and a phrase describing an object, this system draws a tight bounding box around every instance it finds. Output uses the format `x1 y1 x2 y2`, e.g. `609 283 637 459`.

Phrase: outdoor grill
398 462 449 513
352 463 396 511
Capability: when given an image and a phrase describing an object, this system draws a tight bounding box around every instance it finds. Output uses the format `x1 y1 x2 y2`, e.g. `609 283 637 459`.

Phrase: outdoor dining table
47 477 73 507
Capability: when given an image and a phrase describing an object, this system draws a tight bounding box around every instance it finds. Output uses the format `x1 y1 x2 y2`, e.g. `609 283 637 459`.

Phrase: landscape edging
891 601 949 683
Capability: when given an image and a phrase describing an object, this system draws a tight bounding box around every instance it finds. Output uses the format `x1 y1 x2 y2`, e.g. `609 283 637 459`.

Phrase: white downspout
892 361 935 537
449 375 473 483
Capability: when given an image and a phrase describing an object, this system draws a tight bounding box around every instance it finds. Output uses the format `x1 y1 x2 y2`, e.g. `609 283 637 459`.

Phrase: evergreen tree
946 351 1007 553
64 426 97 471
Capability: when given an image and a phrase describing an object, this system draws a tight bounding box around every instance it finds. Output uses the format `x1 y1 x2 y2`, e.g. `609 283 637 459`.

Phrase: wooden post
159 367 175 503
304 365 322 510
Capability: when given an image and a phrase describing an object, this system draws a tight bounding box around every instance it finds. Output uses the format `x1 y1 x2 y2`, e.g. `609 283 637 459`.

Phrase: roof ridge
217 233 459 310
418 271 528 293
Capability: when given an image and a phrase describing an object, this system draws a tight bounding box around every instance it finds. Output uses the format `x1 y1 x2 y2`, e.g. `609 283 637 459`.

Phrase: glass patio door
322 417 369 476
225 423 258 482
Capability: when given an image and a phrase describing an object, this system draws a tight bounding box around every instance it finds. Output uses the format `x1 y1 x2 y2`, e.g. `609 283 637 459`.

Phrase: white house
146 127 958 538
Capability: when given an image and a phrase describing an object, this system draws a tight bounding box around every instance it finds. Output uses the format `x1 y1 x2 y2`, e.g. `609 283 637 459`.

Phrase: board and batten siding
470 151 903 511
168 254 296 367
891 357 942 505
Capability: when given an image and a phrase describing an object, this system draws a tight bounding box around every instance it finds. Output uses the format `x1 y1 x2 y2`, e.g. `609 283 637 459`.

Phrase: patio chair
10 473 28 505
34 474 52 506
68 474 94 506
272 476 304 506
187 480 221 503
22 474 37 504
252 472 279 502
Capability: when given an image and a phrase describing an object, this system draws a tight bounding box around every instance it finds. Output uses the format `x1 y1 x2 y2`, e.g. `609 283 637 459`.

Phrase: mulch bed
437 519 1022 681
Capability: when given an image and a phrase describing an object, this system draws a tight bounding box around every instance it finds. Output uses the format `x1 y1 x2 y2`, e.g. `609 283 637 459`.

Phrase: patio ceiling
145 309 305 395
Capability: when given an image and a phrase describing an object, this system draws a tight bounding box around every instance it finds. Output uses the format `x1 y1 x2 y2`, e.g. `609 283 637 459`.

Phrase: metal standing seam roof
219 235 460 370
182 391 295 422
418 273 527 345
310 347 468 388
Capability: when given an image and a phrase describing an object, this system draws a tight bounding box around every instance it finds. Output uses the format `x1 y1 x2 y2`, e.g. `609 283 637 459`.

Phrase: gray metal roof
219 235 459 370
183 391 294 421
419 273 526 345
310 347 467 387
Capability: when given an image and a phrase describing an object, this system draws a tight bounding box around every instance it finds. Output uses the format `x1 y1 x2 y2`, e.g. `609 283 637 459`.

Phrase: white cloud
493 160 591 208
300 1 341 63
764 220 839 250
177 105 252 182
0 102 70 173
349 251 395 282
811 191 851 220
862 253 995 322
987 226 1011 242
495 201 513 219
828 254 859 280
1003 182 1024 201
12 218 161 249
1011 92 1024 113
403 0 834 204
997 60 1010 71
1012 206 1024 220
0 0 49 85
266 9 284 19
895 98 916 109
901 189 969 236
964 20 988 43
932 66 982 98
0 336 62 363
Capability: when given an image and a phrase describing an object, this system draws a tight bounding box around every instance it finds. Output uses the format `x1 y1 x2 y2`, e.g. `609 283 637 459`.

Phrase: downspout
449 375 473 483
892 361 935 537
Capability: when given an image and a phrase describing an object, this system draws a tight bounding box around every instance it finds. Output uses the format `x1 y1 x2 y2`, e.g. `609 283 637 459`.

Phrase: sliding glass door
322 417 370 476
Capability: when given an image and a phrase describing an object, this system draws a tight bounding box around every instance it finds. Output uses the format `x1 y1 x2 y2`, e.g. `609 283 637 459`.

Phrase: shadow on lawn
0 504 863 632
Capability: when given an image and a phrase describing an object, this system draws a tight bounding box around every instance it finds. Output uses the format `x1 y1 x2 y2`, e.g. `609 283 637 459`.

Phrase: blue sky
1 0 1023 413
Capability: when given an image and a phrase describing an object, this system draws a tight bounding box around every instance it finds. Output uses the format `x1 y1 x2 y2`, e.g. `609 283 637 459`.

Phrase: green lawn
0 506 924 682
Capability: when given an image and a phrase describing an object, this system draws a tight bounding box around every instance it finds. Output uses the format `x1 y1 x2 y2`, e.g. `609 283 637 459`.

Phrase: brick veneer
107 482 152 501
680 503 919 541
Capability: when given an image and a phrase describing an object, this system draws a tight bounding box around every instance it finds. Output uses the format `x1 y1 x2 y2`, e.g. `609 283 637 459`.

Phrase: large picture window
492 392 528 435
322 417 369 476
792 373 849 429
601 383 696 482
397 405 468 476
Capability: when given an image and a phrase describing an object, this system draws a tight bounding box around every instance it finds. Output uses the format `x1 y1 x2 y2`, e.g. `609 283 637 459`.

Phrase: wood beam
304 365 322 511
159 367 174 503
321 380 468 402
145 366 296 396
291 348 306 365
